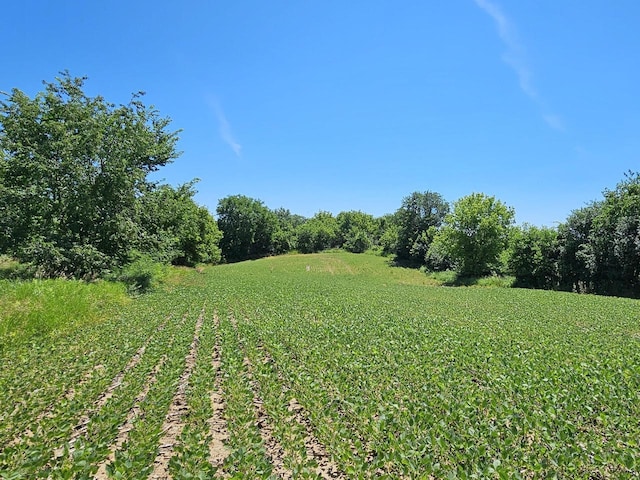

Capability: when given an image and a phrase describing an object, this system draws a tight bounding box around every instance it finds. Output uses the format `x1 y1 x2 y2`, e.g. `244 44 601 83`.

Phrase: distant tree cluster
555 171 640 296
378 177 640 297
496 172 640 296
0 73 221 279
215 195 379 260
214 176 640 298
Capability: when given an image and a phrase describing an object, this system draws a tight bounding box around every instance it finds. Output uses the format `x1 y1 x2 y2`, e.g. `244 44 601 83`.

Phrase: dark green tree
337 210 376 253
557 203 600 293
216 195 278 262
585 171 640 295
555 172 640 296
394 191 449 264
295 212 339 253
594 172 640 294
377 214 399 256
0 73 180 278
436 193 515 276
136 181 222 266
272 207 306 255
508 224 559 289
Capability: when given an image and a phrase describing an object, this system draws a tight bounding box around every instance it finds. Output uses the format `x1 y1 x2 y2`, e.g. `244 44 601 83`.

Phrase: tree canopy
295 211 340 254
436 193 515 276
0 73 219 278
136 181 222 266
394 191 449 264
216 195 278 262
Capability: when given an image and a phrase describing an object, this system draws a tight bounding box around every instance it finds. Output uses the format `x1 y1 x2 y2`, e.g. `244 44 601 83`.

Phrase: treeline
214 172 640 299
2 74 639 298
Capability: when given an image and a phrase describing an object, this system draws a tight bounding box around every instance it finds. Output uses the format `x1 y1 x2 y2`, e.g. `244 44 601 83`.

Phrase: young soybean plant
168 313 218 478
216 313 274 478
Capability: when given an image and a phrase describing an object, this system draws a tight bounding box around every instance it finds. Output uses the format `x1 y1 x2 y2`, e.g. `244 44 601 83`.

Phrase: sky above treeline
3 1 639 226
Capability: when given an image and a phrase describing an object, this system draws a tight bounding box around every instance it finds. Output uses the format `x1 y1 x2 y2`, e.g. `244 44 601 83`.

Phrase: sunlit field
1 252 638 478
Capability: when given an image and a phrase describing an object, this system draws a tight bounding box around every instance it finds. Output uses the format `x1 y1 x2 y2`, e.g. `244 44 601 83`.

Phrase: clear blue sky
3 1 639 226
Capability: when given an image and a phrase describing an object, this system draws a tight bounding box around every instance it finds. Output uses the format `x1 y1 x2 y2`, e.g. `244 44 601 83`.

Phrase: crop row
0 284 204 478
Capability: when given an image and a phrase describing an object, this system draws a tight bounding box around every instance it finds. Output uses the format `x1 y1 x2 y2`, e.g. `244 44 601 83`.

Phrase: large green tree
336 210 377 253
272 207 306 255
556 203 600 293
295 212 340 254
394 191 449 264
556 171 640 296
508 224 559 289
591 171 640 295
136 181 222 266
216 195 278 262
436 193 515 276
0 73 181 278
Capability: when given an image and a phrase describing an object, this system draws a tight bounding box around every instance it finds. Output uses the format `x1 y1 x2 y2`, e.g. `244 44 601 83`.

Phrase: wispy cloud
473 0 535 99
473 0 564 131
543 114 565 132
207 96 242 157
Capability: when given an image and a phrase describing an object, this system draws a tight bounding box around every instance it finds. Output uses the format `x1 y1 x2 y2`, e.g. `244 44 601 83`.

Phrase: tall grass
423 269 516 288
0 279 129 350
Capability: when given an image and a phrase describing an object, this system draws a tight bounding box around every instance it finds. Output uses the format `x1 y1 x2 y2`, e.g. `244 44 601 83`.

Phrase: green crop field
1 252 639 479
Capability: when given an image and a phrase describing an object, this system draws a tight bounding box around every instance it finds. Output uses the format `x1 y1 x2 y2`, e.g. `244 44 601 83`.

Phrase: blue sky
3 1 639 226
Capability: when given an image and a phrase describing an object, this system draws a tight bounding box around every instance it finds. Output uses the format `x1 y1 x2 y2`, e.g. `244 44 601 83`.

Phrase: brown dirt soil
208 313 230 477
147 308 205 480
260 347 346 479
93 354 167 479
244 355 293 480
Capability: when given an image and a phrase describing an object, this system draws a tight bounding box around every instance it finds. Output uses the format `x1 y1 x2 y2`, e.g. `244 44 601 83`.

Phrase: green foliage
0 72 182 277
378 222 399 256
137 181 222 266
437 193 515 276
343 228 372 253
508 224 559 289
17 237 111 279
216 195 278 262
553 171 640 297
336 210 377 252
0 255 32 280
271 208 305 255
294 211 340 253
424 233 454 271
474 274 516 287
0 278 129 349
112 253 168 294
591 171 640 294
394 191 449 264
423 269 515 288
557 203 600 293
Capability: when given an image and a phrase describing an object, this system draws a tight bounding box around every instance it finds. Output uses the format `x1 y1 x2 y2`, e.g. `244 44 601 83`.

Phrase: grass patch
0 278 130 350
110 255 170 294
211 251 442 287
424 269 516 288
0 255 35 280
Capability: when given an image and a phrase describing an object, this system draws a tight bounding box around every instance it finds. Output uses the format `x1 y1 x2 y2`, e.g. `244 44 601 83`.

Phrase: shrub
344 229 372 253
113 254 167 294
